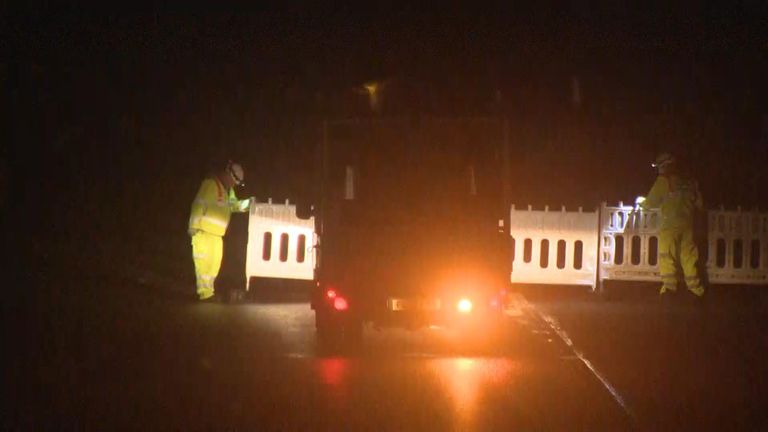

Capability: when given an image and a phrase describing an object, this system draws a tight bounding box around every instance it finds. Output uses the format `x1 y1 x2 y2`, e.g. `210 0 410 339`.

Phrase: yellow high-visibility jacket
189 176 250 236
640 174 703 230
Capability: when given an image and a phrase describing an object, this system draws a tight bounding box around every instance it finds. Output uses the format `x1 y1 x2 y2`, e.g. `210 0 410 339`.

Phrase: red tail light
333 297 349 311
326 289 337 299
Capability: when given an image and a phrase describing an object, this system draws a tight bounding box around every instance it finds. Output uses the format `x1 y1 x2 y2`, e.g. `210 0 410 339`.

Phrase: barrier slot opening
523 239 532 263
648 236 658 266
631 236 641 265
750 239 761 269
716 239 726 268
280 233 289 262
262 232 273 261
297 234 307 263
574 241 583 270
556 240 566 269
614 235 625 265
733 239 743 269
540 239 549 268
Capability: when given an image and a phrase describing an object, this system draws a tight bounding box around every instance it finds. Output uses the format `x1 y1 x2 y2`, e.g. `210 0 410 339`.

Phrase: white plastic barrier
598 203 768 287
706 208 768 284
245 199 316 289
599 203 661 284
509 205 599 288
243 200 768 291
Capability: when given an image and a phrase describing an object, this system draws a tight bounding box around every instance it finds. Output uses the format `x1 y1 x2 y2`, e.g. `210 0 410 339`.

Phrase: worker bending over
188 161 251 301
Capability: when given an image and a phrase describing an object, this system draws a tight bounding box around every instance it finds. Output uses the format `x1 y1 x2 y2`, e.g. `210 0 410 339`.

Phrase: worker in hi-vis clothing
188 162 251 301
636 152 705 299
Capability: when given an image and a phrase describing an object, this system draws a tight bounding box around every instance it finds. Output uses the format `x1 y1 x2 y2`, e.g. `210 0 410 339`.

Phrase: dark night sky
6 3 768 250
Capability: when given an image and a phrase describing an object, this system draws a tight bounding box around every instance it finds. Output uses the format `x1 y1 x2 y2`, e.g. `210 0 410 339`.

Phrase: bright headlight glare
457 298 473 313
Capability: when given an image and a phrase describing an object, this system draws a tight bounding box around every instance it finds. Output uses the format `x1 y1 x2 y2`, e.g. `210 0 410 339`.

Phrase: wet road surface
9 268 768 430
528 285 768 431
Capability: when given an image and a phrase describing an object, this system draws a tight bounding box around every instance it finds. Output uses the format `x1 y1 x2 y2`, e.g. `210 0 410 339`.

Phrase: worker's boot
198 292 219 303
658 286 677 305
685 288 707 308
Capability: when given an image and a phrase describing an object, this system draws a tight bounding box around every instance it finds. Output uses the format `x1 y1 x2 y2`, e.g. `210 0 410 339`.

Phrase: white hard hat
228 162 245 186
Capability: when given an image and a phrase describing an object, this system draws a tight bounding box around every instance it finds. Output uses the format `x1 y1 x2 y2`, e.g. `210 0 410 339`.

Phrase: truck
307 117 512 344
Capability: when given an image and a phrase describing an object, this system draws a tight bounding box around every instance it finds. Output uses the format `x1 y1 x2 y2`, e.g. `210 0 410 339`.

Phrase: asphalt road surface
9 261 768 431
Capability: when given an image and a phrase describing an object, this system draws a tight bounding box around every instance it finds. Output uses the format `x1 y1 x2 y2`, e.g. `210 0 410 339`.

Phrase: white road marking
517 294 638 427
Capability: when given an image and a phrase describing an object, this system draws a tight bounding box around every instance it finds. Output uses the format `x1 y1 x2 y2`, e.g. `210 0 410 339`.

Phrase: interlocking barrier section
706 208 768 284
600 204 768 284
245 201 767 291
599 203 768 286
599 203 662 284
509 205 600 289
245 200 316 289
511 203 768 289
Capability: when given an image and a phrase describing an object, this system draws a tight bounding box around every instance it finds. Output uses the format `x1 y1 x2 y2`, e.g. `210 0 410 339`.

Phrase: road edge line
513 294 638 428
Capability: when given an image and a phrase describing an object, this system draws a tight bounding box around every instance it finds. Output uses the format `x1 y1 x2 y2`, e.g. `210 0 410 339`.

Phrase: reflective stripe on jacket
189 177 249 236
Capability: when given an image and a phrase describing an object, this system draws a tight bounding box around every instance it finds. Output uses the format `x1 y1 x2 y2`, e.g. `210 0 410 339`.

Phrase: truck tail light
333 297 349 311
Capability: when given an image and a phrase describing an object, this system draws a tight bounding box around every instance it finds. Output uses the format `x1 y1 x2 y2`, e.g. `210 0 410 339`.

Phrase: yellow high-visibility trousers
191 231 223 300
658 228 704 297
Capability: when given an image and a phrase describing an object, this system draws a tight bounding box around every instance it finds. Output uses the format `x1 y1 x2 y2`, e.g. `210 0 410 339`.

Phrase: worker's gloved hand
634 196 646 211
237 198 251 212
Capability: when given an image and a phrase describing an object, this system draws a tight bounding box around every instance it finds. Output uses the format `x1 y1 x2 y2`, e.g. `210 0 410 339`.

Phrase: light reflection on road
238 302 524 427
169 301 630 430
430 357 516 426
319 357 348 387
315 354 517 428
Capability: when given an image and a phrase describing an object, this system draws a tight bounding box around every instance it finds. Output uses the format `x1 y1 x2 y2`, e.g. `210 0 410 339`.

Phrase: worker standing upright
637 152 705 300
188 161 251 301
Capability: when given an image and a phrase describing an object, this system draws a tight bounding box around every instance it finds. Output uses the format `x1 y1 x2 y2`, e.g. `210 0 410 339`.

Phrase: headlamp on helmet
227 161 245 186
652 152 675 169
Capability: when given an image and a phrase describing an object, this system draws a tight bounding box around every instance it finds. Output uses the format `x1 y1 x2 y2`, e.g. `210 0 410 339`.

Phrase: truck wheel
316 311 362 348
